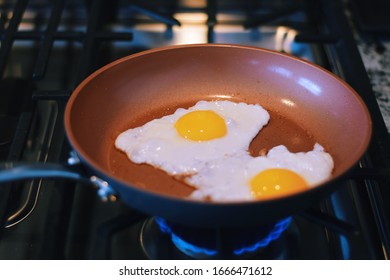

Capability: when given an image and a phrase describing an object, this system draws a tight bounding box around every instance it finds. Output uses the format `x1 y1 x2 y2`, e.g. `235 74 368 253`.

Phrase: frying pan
0 44 372 228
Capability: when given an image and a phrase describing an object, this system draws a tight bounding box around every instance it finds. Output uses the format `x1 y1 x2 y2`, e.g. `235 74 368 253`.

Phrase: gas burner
139 217 292 260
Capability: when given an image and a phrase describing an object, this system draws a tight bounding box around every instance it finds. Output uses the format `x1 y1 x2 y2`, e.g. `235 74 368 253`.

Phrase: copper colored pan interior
65 44 372 201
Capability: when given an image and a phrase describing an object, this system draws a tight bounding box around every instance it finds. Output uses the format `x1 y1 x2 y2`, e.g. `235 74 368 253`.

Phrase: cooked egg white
115 100 334 202
188 144 334 201
115 100 270 175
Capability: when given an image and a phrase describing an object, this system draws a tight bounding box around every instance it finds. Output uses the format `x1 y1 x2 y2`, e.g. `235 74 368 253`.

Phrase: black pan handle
0 162 117 201
0 162 90 184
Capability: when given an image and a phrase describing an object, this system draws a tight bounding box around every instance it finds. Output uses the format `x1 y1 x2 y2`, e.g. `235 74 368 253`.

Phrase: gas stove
0 0 389 260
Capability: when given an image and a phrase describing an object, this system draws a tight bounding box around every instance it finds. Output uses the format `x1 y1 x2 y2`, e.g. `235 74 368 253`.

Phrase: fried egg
115 100 270 175
115 100 334 202
188 144 334 201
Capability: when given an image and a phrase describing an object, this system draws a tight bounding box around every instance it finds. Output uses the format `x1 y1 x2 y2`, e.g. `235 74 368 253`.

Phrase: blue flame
233 217 292 255
171 233 218 256
155 217 172 234
154 217 292 257
155 217 217 256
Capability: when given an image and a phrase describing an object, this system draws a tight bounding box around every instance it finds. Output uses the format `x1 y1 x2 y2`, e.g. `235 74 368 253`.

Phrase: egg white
188 144 334 202
115 100 334 202
115 100 270 175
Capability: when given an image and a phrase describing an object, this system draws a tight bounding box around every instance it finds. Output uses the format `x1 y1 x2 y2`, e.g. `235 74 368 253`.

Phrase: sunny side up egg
115 100 270 176
115 100 334 202
188 144 334 201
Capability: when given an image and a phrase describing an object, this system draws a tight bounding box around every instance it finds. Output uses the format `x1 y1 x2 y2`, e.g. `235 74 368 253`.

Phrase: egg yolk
175 110 227 141
250 168 308 199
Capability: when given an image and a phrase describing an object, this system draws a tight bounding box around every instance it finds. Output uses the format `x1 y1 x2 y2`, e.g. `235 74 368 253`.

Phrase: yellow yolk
250 168 308 199
175 110 227 141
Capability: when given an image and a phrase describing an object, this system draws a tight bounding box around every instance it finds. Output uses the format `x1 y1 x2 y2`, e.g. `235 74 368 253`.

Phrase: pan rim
64 43 372 205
